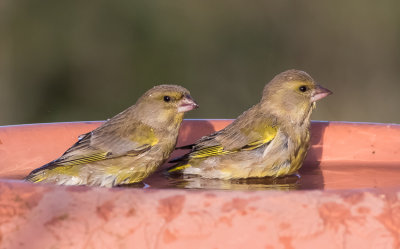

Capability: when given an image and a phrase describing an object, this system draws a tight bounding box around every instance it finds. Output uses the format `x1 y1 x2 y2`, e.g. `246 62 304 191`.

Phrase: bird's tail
24 165 50 183
164 163 191 175
165 142 196 174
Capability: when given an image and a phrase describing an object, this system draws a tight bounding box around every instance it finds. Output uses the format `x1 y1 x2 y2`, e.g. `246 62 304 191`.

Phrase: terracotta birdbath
0 120 399 249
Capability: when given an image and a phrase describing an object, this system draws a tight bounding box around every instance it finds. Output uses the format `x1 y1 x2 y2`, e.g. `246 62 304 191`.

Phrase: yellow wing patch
190 145 234 159
260 125 277 142
55 152 108 167
167 164 191 173
130 126 159 146
50 165 81 177
241 125 277 150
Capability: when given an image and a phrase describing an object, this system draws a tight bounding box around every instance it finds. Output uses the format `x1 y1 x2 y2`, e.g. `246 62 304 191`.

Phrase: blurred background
1 0 399 125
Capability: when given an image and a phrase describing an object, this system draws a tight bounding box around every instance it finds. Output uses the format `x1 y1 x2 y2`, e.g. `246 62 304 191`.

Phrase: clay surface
0 120 399 249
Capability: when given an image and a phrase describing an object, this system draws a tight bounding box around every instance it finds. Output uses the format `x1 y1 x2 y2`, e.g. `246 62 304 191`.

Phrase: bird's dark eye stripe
163 96 171 102
299 86 308 92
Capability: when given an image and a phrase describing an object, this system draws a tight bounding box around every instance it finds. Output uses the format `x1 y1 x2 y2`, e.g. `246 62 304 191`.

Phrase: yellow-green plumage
167 69 332 179
26 85 198 187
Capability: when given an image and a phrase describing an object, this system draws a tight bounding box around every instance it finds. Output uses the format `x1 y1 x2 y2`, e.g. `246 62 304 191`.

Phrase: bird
167 69 332 179
25 85 198 187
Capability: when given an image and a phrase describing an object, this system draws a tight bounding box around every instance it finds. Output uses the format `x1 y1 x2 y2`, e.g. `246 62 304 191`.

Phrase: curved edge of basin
0 120 399 177
0 120 400 248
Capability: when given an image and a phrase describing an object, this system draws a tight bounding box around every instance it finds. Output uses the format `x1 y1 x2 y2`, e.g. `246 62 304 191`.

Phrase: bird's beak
311 85 333 102
178 95 199 113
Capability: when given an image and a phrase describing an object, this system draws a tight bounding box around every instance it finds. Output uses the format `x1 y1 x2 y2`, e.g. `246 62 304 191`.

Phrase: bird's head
136 84 199 125
261 69 332 124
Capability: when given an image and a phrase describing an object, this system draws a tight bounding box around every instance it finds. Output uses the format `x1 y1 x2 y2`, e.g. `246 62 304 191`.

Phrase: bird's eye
299 86 308 92
163 96 171 102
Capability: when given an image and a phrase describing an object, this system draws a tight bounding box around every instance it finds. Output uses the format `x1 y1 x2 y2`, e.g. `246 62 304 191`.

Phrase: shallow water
140 174 303 190
7 163 400 190
127 163 400 191
125 166 308 190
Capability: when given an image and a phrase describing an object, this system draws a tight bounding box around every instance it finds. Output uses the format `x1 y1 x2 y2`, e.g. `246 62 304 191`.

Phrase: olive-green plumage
167 70 332 179
25 85 198 187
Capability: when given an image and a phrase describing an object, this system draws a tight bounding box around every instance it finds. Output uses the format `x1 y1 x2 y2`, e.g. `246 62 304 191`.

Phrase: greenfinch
25 85 198 187
167 69 332 179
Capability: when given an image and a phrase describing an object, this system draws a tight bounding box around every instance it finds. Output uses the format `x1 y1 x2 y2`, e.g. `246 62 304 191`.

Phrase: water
126 162 400 191
139 174 302 190
127 165 325 190
6 163 400 190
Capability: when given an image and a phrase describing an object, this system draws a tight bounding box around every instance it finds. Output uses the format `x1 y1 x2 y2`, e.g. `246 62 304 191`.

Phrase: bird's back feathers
168 105 278 173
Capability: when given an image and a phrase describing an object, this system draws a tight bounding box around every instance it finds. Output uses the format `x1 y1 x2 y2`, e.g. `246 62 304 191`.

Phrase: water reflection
121 162 326 190
164 175 300 190
126 173 302 190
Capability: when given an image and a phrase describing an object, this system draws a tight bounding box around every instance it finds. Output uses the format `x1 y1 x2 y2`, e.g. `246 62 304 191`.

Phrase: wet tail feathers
25 165 50 183
24 161 67 183
165 162 192 175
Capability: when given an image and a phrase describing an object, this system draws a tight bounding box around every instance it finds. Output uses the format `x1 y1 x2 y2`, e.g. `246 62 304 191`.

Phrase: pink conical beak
178 95 199 113
311 85 333 102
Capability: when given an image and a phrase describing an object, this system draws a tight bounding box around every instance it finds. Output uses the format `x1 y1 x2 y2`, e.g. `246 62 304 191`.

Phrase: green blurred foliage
0 0 399 125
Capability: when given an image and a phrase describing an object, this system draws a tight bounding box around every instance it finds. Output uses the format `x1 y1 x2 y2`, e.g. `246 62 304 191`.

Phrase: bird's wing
43 121 158 169
195 123 277 157
168 111 278 172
